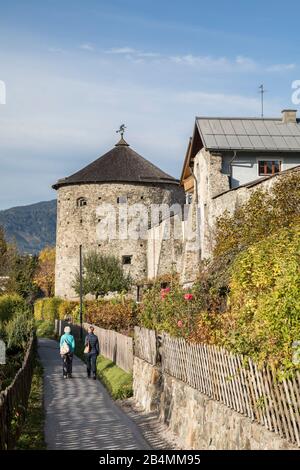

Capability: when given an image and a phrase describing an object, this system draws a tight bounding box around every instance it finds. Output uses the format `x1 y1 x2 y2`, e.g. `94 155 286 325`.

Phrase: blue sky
0 0 299 209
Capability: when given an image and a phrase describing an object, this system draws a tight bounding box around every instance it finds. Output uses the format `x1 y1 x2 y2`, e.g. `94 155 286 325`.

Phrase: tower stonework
53 138 184 299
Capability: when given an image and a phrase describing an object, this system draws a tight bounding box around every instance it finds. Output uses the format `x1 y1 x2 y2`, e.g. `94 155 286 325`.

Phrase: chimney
281 109 297 123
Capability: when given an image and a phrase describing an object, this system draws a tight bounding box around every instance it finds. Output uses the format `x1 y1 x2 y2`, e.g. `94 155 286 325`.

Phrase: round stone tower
52 136 185 299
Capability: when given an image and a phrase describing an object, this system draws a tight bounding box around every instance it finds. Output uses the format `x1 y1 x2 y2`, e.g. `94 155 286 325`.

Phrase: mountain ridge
0 199 57 254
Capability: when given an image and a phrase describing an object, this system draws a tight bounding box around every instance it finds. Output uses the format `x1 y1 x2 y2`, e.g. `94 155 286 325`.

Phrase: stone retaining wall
133 357 297 450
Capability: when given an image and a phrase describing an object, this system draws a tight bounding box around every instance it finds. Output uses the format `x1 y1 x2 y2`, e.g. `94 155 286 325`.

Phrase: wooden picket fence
88 325 133 373
0 336 35 450
134 328 300 448
134 326 157 365
56 320 134 373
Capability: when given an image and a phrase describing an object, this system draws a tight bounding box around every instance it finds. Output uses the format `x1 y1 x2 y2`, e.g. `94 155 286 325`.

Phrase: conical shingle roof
52 139 178 189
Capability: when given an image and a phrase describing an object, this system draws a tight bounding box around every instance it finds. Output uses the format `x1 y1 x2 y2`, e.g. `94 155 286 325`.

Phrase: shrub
58 300 79 321
138 274 203 337
214 172 300 261
0 294 27 323
220 224 300 375
35 320 55 339
34 299 44 321
85 298 137 334
5 309 34 352
33 297 62 322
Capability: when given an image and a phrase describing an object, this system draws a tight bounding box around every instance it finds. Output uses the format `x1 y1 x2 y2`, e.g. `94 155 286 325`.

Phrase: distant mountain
0 200 57 254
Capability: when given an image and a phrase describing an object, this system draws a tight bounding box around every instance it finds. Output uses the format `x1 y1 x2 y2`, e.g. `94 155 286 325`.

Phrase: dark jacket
85 333 99 355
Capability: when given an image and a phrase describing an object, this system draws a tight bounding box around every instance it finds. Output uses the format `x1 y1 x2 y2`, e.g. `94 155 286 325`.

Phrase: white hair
64 326 71 334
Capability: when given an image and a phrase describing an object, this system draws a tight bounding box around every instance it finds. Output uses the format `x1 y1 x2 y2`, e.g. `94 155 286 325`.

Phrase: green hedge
34 297 63 322
57 300 79 320
35 320 56 339
0 294 27 323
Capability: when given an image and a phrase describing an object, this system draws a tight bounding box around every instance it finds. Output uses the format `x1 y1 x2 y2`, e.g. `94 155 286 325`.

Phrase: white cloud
171 53 257 72
105 48 296 74
105 47 160 59
48 47 66 54
235 55 257 70
79 43 95 51
266 63 296 72
105 47 137 54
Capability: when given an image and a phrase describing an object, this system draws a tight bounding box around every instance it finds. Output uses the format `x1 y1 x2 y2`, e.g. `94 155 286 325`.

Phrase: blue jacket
60 333 75 353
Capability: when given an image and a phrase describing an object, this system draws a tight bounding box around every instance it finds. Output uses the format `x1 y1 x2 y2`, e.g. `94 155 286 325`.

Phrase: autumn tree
34 247 56 297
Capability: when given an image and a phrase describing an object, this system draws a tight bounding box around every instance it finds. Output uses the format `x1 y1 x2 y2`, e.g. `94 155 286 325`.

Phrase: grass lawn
15 358 46 449
96 355 133 400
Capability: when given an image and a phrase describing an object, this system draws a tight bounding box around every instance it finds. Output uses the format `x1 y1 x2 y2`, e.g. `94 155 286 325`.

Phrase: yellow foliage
34 247 55 297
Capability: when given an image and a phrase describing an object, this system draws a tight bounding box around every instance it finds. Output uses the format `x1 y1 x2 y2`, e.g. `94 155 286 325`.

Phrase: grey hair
64 326 71 334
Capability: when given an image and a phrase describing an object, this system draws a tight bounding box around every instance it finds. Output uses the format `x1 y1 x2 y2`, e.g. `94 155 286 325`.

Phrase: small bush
85 298 137 334
0 294 27 323
34 299 44 321
33 297 62 322
138 274 202 337
35 320 55 339
58 300 79 321
70 303 85 324
5 309 34 352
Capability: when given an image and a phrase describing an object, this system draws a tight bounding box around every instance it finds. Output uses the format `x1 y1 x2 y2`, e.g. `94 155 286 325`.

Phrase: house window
77 197 87 207
117 196 127 204
258 160 281 176
122 255 132 265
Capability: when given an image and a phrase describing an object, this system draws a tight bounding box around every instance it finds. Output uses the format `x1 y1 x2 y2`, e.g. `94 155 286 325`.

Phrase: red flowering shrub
138 274 204 338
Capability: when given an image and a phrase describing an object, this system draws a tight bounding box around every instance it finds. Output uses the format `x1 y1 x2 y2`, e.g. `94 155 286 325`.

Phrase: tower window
77 197 87 207
122 255 132 265
186 193 193 204
117 196 127 204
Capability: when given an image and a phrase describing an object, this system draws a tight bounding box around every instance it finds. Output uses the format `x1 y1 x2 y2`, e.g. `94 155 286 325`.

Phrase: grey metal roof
196 117 300 152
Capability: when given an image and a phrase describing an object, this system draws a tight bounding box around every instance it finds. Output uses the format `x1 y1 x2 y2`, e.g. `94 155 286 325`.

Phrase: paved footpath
38 338 150 450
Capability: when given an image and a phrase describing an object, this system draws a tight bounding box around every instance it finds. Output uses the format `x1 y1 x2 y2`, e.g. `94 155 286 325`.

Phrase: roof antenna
116 124 126 138
258 84 266 118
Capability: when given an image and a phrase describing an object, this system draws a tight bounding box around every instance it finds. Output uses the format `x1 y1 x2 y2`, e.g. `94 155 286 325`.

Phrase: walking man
84 326 100 380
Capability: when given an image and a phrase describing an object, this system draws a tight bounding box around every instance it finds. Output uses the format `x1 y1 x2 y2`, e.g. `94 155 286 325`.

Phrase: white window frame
256 157 283 177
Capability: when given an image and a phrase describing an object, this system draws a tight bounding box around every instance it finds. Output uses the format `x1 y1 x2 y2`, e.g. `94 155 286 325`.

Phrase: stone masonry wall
55 181 184 299
133 357 297 450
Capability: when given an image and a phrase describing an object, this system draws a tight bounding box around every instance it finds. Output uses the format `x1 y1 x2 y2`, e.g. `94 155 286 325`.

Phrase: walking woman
60 326 75 379
84 326 99 380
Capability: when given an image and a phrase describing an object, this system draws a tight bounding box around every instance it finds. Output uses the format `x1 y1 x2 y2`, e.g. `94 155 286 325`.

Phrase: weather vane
116 124 126 138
